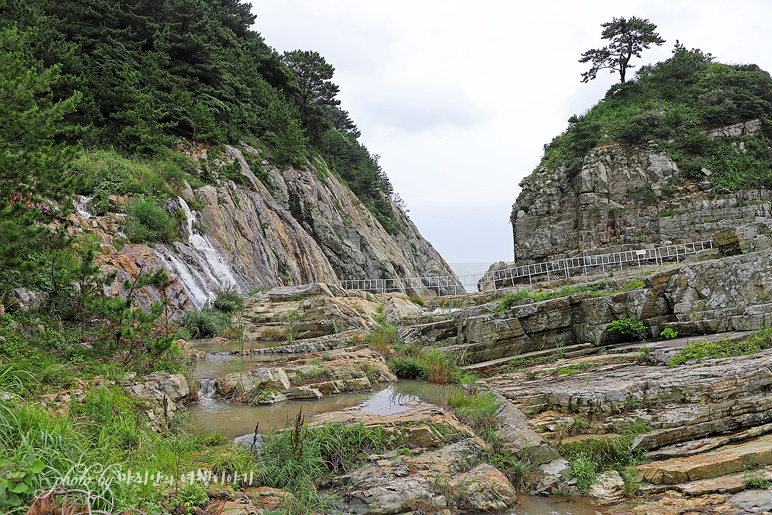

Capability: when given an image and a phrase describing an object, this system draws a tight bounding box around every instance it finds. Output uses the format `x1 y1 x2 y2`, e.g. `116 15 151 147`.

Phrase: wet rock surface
197 286 407 408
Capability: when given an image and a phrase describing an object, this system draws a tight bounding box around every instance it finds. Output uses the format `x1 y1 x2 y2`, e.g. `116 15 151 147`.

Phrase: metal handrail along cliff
338 240 714 295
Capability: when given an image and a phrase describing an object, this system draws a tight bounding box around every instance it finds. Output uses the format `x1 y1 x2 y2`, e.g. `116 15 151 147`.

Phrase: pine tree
0 25 80 201
0 26 80 298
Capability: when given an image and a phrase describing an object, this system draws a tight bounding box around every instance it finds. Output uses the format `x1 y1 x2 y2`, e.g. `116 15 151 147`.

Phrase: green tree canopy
0 26 80 201
0 0 402 232
580 16 665 84
282 50 342 144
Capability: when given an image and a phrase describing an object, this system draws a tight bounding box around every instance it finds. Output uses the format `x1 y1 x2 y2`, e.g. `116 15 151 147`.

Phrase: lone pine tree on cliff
579 16 665 84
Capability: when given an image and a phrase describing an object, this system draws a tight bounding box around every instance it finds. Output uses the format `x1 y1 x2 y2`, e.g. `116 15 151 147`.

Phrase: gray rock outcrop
69 144 458 315
401 249 772 364
511 126 772 264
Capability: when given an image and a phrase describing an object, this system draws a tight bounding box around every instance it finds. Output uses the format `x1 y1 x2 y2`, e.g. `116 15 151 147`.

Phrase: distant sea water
448 262 492 293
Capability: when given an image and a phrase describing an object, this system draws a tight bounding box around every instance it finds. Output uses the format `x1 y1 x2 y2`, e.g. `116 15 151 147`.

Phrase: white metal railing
338 240 714 296
337 275 468 296
483 240 714 287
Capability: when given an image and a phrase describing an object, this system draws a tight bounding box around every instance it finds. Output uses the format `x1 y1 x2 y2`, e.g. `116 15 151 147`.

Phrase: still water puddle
511 495 605 515
190 338 270 354
189 380 459 439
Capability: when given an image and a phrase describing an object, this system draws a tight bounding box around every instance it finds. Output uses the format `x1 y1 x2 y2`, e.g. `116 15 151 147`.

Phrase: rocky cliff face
402 249 772 364
511 120 772 264
70 144 455 312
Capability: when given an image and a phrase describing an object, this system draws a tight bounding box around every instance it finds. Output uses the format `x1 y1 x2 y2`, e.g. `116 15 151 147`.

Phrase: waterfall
197 378 217 407
74 196 93 219
156 247 213 309
178 197 239 290
155 198 243 309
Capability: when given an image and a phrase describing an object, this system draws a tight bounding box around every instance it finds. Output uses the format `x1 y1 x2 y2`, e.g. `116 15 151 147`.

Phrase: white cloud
251 0 772 263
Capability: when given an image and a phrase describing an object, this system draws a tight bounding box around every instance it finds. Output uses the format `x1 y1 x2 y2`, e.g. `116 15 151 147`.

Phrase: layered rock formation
401 249 772 364
511 120 772 264
70 144 456 312
309 406 518 514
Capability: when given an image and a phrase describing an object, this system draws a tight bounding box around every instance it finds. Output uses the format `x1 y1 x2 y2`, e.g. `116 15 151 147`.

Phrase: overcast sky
250 0 772 264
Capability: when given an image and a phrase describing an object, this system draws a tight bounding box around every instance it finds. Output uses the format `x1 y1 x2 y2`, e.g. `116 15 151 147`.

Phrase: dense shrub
606 316 645 340
387 355 426 380
182 309 230 339
122 199 177 243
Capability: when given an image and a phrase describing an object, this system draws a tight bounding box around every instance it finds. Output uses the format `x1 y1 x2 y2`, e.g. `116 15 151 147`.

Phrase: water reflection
188 381 460 439
510 495 605 515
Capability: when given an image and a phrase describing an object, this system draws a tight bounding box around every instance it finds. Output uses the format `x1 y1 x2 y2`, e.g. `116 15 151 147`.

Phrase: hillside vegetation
0 0 398 230
0 2 417 512
540 43 772 190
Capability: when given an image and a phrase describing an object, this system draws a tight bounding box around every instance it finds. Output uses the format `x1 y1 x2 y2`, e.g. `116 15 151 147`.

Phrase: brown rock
636 433 772 485
451 464 518 512
630 492 734 515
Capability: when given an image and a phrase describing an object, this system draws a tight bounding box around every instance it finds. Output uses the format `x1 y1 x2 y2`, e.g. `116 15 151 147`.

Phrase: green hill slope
538 44 772 190
0 0 399 231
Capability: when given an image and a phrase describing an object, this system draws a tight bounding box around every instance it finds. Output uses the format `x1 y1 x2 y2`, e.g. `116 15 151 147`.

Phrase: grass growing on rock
557 419 651 496
494 282 606 312
259 411 396 512
668 327 772 366
363 324 475 384
122 198 178 243
445 388 536 491
183 289 245 338
386 345 475 384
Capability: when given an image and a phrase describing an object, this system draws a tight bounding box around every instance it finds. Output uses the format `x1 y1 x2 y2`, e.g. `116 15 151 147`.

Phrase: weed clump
558 419 651 495
122 199 177 243
183 289 246 338
606 316 645 340
668 327 772 366
495 282 606 312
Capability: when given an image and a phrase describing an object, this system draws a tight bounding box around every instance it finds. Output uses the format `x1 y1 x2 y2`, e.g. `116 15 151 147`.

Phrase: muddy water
188 346 604 515
189 338 270 354
189 380 461 439
510 495 606 514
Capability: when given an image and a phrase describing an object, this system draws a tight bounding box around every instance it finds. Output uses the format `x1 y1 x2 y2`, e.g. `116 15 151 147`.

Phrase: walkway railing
484 240 714 288
337 275 468 296
338 240 714 296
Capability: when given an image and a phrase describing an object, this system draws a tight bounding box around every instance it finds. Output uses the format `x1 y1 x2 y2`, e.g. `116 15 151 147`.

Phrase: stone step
461 342 598 372
640 464 772 496
247 329 362 355
606 330 755 355
636 433 772 485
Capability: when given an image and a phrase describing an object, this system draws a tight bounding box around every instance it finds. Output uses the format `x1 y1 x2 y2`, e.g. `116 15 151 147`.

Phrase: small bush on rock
123 199 177 243
606 316 645 340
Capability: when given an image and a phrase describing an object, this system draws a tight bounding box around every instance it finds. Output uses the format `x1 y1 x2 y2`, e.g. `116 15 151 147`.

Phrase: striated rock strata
69 144 456 313
511 121 772 264
401 250 772 364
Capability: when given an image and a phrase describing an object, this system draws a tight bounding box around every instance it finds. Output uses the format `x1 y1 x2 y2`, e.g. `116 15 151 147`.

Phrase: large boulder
124 371 191 431
451 464 518 512
215 368 290 396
